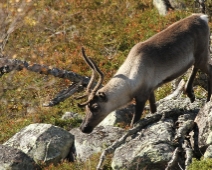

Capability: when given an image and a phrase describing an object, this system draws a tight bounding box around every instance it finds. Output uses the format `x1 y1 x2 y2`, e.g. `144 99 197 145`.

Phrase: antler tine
82 47 104 94
81 47 96 94
88 58 104 93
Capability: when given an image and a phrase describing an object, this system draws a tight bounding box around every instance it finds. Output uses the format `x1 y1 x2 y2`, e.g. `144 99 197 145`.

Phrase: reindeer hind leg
185 67 198 103
207 64 212 101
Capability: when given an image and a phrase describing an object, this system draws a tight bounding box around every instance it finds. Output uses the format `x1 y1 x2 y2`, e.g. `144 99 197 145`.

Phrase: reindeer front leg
149 91 157 113
131 98 146 127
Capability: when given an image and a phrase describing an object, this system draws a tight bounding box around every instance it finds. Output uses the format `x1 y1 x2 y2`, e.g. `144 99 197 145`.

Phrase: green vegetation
0 0 212 169
188 158 212 170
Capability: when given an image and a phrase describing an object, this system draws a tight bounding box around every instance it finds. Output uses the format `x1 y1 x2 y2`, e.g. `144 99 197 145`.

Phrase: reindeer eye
98 92 107 102
90 103 99 112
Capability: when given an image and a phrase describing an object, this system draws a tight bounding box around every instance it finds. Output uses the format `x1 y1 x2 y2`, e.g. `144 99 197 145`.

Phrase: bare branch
43 82 82 107
0 58 89 84
165 147 181 170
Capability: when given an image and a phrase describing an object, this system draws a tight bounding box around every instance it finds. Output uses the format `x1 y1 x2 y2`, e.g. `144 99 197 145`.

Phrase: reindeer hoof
190 95 195 103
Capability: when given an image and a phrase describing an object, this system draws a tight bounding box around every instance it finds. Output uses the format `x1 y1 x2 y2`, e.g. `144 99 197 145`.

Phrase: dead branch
168 114 195 170
165 147 181 170
0 58 89 83
43 82 83 107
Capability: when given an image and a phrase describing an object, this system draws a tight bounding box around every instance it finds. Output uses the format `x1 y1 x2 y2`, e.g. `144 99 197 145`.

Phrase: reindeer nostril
80 125 93 134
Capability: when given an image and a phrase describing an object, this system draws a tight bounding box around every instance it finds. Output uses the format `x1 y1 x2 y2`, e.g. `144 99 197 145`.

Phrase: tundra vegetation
0 0 212 169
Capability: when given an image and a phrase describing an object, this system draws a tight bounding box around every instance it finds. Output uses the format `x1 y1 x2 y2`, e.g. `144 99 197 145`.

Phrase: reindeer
78 14 212 133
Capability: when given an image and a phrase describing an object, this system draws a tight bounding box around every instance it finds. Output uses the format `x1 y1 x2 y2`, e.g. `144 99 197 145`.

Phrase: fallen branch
165 147 181 170
0 58 89 84
167 113 195 170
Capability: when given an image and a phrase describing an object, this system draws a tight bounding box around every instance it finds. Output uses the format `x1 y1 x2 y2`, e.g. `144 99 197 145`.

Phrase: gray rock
0 144 40 170
98 104 134 127
153 0 168 16
193 101 212 149
153 0 185 16
3 123 74 165
111 119 175 170
61 112 79 120
193 100 212 159
70 126 125 161
204 145 212 158
169 0 185 9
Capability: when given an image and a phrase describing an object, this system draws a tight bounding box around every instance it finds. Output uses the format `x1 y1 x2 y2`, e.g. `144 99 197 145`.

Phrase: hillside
0 0 208 169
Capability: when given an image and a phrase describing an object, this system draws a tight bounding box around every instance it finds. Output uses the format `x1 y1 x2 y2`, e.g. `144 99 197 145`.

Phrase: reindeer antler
77 47 104 107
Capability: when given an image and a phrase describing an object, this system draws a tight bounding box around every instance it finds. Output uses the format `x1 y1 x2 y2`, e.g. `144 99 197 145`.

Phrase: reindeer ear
77 103 86 108
98 92 107 102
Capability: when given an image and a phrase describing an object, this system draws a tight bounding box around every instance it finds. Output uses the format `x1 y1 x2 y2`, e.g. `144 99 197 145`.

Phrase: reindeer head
77 48 108 133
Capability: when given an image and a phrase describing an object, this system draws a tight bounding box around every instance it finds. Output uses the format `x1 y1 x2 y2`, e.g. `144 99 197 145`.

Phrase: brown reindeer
78 14 212 133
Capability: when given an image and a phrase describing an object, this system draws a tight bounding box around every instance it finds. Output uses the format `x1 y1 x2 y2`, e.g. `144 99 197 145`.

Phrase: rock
204 145 212 158
102 98 201 170
153 0 168 16
61 112 79 120
98 104 134 127
111 118 175 170
70 126 125 161
153 0 185 16
3 123 74 165
193 101 212 149
0 144 40 170
169 0 185 9
192 100 212 159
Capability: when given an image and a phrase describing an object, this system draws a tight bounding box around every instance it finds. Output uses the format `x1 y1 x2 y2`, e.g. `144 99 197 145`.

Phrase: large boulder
111 118 175 170
3 123 74 165
0 144 40 170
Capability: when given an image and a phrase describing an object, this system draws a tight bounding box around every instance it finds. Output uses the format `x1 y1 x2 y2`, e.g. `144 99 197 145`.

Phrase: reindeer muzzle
80 124 94 134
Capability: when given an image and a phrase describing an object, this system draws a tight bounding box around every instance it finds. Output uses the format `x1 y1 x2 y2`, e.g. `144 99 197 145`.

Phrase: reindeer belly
156 52 195 86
